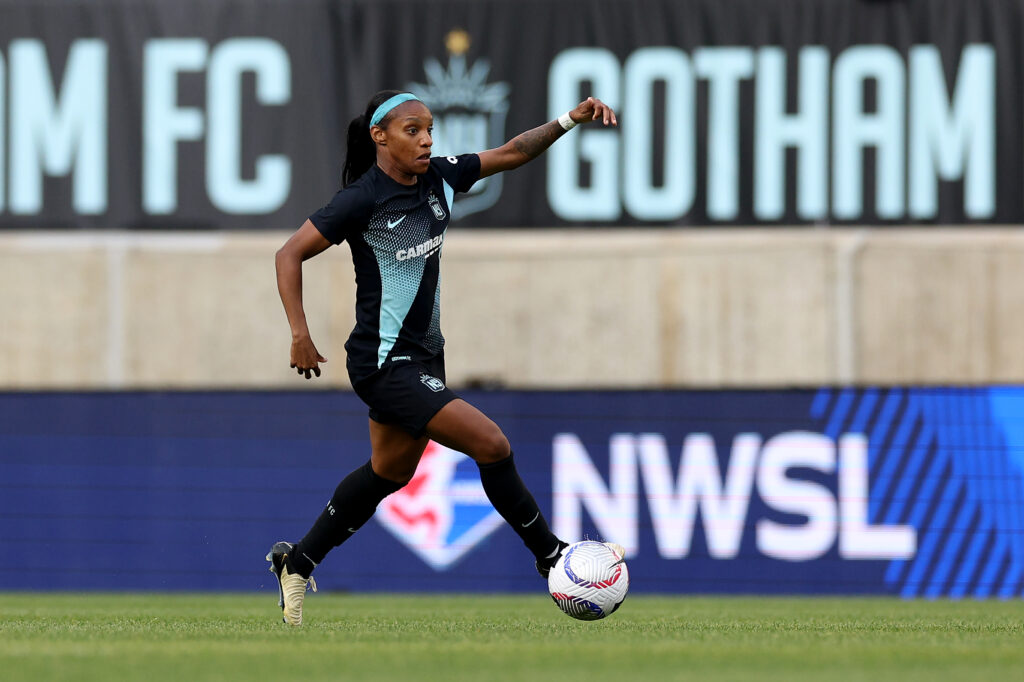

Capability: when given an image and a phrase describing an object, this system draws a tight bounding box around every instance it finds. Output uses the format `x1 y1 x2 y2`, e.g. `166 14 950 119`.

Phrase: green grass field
2 593 1022 681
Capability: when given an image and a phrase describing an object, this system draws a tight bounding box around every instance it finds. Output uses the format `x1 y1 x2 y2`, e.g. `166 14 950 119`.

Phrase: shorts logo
376 441 504 570
420 373 445 392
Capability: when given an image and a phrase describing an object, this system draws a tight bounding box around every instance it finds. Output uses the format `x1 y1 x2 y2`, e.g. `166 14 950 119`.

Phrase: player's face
379 101 433 175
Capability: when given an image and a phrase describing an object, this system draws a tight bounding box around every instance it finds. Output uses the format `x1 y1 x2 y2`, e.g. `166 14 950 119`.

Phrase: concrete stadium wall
2 229 1023 389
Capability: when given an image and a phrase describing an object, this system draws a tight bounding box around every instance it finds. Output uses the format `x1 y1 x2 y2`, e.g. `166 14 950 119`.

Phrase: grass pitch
1 593 1022 681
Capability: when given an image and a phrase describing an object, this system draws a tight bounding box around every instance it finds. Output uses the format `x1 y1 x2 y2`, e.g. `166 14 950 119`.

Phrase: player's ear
370 125 387 145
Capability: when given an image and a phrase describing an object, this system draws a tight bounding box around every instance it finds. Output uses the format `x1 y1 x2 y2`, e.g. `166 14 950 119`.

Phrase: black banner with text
0 0 1015 228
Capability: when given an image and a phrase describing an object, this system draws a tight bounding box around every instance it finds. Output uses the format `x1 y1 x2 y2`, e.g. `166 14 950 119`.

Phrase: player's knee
371 453 420 485
376 461 416 485
472 428 511 464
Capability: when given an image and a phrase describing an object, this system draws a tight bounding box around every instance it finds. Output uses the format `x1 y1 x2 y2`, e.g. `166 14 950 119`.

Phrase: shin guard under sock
290 460 403 577
477 453 561 560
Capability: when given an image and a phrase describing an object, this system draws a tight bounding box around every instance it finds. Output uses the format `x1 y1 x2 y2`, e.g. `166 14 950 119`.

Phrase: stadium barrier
4 229 1024 389
3 389 1023 596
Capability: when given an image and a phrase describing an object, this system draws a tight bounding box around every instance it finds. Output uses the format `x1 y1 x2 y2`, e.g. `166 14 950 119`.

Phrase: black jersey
309 154 481 383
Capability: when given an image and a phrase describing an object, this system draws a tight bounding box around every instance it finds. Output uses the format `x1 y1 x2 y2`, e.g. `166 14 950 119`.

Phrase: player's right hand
570 96 617 127
290 335 327 379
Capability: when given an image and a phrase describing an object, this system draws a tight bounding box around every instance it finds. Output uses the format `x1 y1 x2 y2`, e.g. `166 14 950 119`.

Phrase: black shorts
351 354 459 437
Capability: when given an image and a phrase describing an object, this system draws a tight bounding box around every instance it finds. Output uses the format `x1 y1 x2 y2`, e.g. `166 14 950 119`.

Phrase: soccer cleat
536 540 570 579
266 541 317 626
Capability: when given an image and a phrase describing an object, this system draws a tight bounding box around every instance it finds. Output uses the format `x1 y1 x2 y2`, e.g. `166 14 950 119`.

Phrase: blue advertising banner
2 389 1023 596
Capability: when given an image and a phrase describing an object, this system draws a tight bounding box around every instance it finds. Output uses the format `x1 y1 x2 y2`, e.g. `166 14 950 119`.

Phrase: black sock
477 453 561 560
289 460 403 578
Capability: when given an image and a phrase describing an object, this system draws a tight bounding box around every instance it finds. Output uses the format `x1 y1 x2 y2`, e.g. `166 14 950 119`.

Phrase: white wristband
558 111 577 131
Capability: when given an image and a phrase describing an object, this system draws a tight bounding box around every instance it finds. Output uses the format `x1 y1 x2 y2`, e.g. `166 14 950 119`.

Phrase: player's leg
425 398 567 575
269 420 426 625
368 418 431 483
289 420 426 577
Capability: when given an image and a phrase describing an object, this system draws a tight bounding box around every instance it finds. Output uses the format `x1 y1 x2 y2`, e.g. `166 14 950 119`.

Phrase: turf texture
1 593 1022 681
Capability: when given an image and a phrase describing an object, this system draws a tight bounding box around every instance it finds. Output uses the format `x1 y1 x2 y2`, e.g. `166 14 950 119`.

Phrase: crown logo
406 29 511 219
407 29 509 113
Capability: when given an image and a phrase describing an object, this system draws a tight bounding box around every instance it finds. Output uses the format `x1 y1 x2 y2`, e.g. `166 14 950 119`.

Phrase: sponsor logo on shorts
391 355 412 362
420 374 446 392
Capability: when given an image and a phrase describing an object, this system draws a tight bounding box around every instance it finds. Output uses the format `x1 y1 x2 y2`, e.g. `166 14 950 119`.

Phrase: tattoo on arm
512 120 566 160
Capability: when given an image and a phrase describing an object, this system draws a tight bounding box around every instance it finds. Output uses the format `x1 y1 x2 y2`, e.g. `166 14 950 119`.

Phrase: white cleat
266 541 318 626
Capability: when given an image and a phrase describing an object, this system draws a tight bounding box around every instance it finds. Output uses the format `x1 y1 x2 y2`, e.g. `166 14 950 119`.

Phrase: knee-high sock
478 453 561 560
290 460 403 577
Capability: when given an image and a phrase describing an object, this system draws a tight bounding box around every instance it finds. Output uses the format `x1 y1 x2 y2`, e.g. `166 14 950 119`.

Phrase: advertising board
3 388 1021 596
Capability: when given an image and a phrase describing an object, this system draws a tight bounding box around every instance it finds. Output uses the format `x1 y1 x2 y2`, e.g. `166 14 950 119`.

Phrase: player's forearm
275 249 312 340
509 119 568 164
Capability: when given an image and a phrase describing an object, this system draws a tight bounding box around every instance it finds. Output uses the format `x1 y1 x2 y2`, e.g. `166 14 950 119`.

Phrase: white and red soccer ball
547 541 630 620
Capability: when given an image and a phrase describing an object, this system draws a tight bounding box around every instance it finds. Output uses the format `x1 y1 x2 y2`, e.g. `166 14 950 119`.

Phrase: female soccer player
269 89 617 625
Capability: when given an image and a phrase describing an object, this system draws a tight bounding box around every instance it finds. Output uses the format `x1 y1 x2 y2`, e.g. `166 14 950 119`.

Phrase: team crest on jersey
377 441 504 570
427 191 446 221
407 29 509 220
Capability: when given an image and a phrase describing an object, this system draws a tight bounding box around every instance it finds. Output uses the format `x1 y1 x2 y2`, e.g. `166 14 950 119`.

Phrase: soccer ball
547 541 629 620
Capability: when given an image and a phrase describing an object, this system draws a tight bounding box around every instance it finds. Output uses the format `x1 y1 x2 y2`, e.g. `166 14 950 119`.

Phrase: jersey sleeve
433 154 482 194
307 183 374 244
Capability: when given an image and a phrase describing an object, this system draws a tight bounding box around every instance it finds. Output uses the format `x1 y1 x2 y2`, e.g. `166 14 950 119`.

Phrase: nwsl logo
407 29 509 219
376 440 504 570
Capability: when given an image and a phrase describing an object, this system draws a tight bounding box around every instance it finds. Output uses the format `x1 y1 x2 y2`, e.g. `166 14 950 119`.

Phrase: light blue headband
370 93 421 127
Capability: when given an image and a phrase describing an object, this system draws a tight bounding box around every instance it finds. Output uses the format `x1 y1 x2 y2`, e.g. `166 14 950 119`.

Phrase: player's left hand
570 97 618 127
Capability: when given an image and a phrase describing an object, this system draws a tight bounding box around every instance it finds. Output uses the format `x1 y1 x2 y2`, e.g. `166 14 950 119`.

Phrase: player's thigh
369 418 429 483
425 398 510 464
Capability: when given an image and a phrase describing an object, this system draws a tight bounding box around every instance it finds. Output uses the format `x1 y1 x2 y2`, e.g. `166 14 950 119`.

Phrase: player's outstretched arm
478 97 617 179
275 219 332 379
